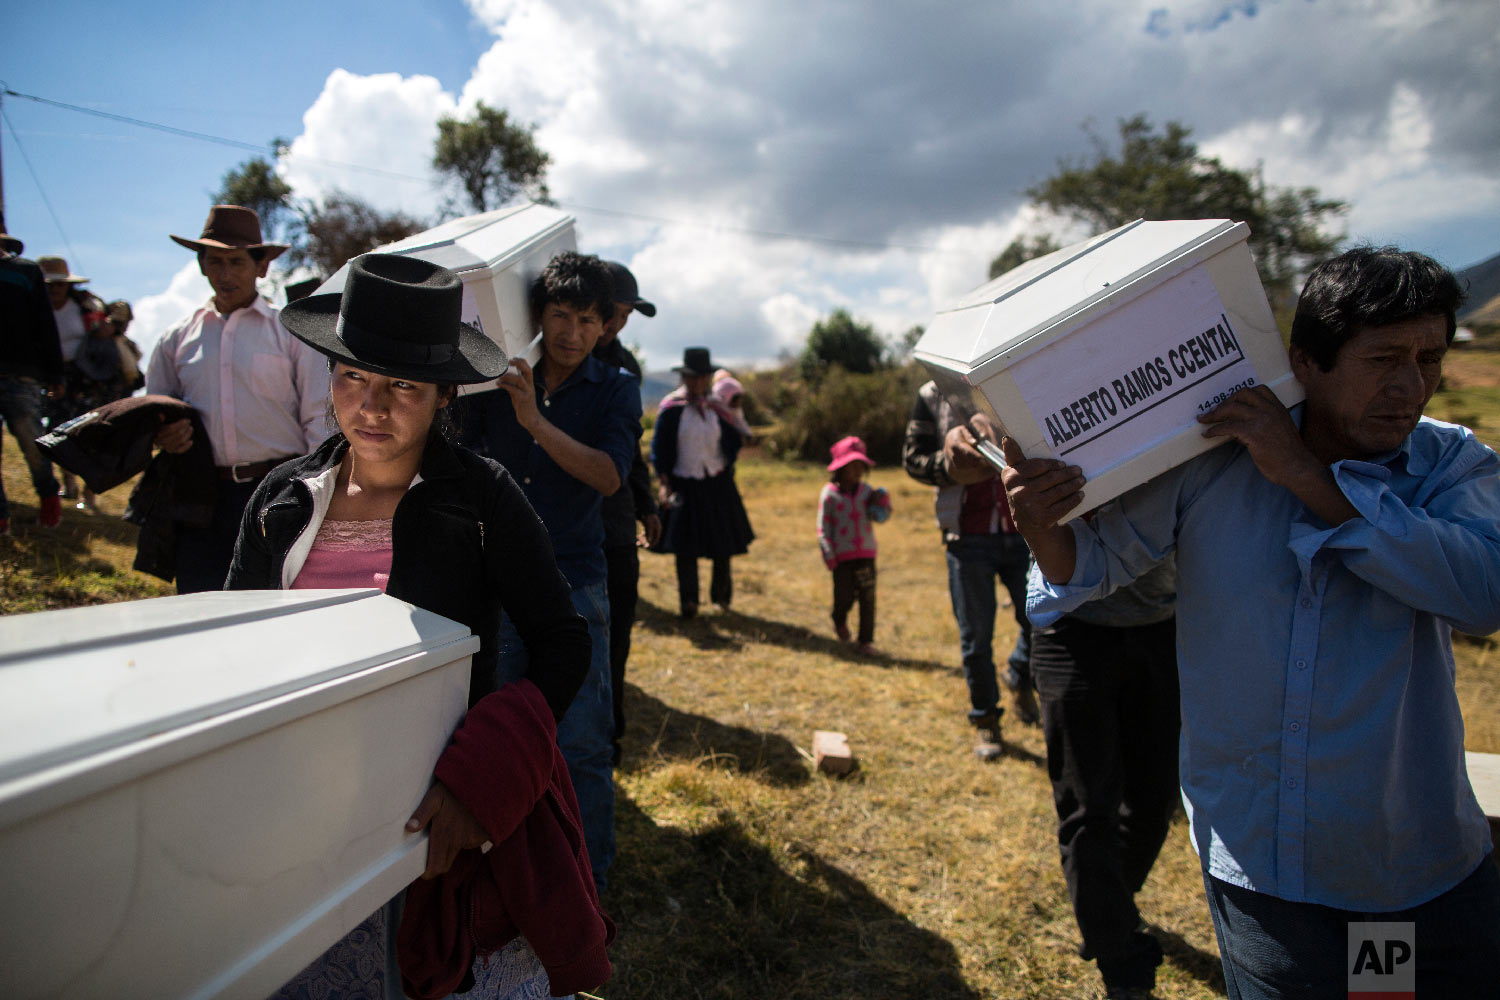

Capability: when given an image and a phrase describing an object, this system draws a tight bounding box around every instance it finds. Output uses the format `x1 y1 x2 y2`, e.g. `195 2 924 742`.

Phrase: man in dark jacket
461 251 643 892
0 242 65 532
593 260 660 765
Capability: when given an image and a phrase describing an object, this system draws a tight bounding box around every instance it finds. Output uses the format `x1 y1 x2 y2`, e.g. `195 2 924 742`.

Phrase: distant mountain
1463 293 1500 328
640 371 676 411
1458 251 1500 322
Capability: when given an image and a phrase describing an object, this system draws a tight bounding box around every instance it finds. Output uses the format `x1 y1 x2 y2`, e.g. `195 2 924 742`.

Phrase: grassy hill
3 370 1499 996
1458 250 1500 325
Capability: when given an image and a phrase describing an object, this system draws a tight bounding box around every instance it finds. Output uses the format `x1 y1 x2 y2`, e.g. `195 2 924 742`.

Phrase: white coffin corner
313 202 577 381
914 219 1303 517
0 589 479 1000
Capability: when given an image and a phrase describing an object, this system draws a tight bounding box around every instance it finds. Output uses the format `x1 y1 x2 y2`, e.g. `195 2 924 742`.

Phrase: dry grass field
2 355 1499 997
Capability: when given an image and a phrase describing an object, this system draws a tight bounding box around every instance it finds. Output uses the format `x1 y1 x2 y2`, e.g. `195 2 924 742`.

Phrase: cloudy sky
4 0 1497 373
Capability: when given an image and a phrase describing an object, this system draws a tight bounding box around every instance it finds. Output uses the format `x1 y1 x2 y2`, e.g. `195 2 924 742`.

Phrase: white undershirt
672 405 726 479
54 299 86 361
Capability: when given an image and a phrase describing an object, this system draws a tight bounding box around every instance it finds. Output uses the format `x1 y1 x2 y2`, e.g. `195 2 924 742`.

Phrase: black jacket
225 432 590 720
0 254 64 383
34 393 217 581
592 338 657 546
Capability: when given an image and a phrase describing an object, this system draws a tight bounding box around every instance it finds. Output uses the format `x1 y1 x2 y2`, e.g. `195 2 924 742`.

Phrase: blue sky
4 1 1498 372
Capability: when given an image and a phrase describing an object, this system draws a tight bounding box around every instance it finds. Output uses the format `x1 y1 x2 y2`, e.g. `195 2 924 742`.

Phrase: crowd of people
3 205 1496 999
0 230 142 534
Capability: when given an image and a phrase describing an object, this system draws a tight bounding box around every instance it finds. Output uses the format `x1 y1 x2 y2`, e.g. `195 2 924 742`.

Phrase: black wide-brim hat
674 346 714 376
279 253 506 385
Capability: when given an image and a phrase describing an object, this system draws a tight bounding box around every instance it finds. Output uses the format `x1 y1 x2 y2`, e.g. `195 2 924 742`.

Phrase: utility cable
2 88 436 185
2 104 80 267
4 86 958 256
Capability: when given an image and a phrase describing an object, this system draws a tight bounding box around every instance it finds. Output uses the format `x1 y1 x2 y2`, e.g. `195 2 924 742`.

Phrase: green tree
287 192 425 277
994 115 1346 303
799 309 887 381
433 102 552 214
214 155 294 242
988 234 1062 280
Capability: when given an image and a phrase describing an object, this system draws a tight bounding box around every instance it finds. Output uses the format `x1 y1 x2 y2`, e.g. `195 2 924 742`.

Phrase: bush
761 363 928 466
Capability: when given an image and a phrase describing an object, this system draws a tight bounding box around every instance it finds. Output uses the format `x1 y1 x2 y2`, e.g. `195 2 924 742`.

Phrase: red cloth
397 679 614 998
957 475 1017 536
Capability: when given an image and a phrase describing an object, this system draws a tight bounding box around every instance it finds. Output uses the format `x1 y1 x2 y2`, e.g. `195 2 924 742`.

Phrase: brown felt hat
170 205 288 261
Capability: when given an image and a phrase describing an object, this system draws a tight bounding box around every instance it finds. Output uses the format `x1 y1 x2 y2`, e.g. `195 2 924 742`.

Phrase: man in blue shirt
1002 247 1500 997
463 250 643 891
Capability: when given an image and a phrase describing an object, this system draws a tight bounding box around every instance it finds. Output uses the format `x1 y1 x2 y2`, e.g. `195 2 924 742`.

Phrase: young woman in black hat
227 253 612 999
650 346 755 617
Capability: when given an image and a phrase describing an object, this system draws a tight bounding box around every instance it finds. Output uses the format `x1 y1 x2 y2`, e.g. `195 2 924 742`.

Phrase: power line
1 88 436 185
1 103 80 267
3 86 961 256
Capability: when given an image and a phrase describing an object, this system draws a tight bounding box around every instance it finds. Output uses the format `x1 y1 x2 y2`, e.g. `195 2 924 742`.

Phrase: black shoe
1003 669 1041 725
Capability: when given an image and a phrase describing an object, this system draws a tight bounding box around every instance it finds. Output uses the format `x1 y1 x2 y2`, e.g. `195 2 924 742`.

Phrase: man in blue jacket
1003 246 1500 997
463 250 643 892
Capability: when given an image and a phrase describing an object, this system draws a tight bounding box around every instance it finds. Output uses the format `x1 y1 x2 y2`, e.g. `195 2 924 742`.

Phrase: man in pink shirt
146 205 330 591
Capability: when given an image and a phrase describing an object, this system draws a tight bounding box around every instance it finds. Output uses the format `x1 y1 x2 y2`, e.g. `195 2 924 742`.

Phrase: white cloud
133 261 210 378
279 69 457 221
256 0 1500 371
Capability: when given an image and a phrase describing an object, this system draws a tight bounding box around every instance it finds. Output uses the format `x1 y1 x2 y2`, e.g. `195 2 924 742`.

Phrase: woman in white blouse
649 347 755 617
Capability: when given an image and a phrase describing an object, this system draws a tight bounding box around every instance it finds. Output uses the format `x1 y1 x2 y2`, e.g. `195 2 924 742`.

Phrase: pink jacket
817 481 891 568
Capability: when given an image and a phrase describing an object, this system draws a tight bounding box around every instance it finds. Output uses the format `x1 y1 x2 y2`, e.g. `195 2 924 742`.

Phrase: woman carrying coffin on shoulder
227 253 611 1000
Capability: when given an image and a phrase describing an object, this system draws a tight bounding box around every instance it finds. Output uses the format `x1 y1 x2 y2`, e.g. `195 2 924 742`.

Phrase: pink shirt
290 518 393 591
146 295 332 466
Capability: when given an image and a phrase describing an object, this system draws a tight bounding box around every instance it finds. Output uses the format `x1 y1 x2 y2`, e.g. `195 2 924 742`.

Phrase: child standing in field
818 436 891 655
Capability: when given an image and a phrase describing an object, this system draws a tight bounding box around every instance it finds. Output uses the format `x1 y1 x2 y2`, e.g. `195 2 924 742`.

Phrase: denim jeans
496 579 615 891
944 532 1032 723
1203 855 1500 999
0 376 60 519
1031 615 1180 990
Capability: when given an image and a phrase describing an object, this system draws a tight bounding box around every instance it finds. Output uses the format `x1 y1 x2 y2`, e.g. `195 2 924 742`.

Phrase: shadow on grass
605 795 983 1000
636 597 960 675
0 505 162 612
621 685 810 788
1150 923 1228 995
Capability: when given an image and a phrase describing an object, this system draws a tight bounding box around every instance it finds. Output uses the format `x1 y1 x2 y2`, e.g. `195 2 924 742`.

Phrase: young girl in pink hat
817 435 891 655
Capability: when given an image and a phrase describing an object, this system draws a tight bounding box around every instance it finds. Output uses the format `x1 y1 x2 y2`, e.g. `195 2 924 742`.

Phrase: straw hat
37 255 89 284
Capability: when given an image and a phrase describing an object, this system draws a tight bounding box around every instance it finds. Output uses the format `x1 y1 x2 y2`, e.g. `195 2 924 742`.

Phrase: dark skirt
656 469 754 558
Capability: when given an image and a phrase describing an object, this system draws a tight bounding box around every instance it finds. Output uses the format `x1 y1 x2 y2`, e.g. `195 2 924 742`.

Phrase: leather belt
216 458 292 484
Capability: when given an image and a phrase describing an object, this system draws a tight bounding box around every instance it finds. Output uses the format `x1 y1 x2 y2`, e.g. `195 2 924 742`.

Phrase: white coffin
317 202 577 389
915 219 1303 517
0 589 477 1000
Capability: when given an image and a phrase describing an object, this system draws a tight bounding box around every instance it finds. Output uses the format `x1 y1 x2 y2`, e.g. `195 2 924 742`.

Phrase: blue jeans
945 533 1032 723
1203 856 1500 998
0 376 60 519
496 579 615 891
